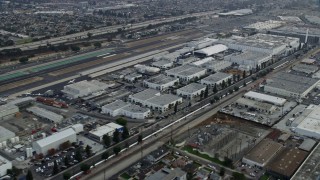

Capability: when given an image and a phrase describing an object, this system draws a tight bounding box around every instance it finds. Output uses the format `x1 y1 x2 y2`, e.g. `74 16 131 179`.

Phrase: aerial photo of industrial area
0 0 320 180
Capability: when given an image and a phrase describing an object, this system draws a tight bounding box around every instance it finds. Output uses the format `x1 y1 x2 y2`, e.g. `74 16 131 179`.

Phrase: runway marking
0 76 43 93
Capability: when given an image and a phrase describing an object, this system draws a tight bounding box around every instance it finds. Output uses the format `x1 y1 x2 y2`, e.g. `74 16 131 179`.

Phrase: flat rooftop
201 72 232 83
151 60 172 67
243 139 283 166
177 83 206 94
292 64 318 74
122 104 150 113
166 64 206 77
130 89 160 101
295 105 320 135
147 94 181 106
292 143 320 180
266 148 308 177
102 100 128 111
265 72 320 94
223 33 299 50
36 128 76 148
244 91 287 106
145 74 178 85
227 50 271 62
271 26 320 37
0 126 15 142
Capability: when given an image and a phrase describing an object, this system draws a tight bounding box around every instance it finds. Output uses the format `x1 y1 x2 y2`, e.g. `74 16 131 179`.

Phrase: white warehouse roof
27 106 64 123
35 128 76 148
194 44 228 56
244 91 287 106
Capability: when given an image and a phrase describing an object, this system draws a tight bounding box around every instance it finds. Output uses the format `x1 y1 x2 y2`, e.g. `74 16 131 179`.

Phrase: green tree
85 145 92 157
101 151 109 160
113 146 121 155
63 172 71 180
237 74 241 81
70 45 80 52
122 126 129 140
200 90 204 99
219 167 225 176
52 161 59 175
116 118 127 126
26 170 33 180
214 96 220 101
227 78 232 86
232 172 246 180
243 80 246 87
94 42 102 48
213 84 218 93
87 32 93 38
75 148 83 162
113 129 120 143
234 86 239 91
204 86 209 98
138 134 143 144
174 102 178 113
80 164 91 172
221 80 226 89
19 57 29 63
243 70 246 78
64 156 69 166
103 134 111 147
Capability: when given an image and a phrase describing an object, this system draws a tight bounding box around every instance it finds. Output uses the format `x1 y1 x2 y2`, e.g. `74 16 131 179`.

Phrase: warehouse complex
292 64 318 74
292 104 320 139
225 50 271 69
166 65 207 82
264 72 320 98
0 155 12 177
242 139 283 167
235 98 277 114
201 72 232 86
129 89 182 112
176 83 206 99
266 148 308 179
269 26 320 44
32 128 77 155
0 104 19 121
144 74 179 91
27 106 64 123
0 126 15 143
194 44 228 57
244 91 287 106
221 33 300 55
89 123 123 142
62 80 112 99
101 100 150 119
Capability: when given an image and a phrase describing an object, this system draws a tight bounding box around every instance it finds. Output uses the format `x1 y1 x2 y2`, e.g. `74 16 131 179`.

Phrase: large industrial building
224 50 271 69
268 26 320 45
242 139 283 167
27 106 64 123
129 89 182 112
32 128 77 155
292 104 320 139
0 104 19 121
0 126 15 143
201 72 232 86
292 143 320 180
143 74 179 91
292 64 318 74
201 60 232 72
151 59 173 69
0 155 12 177
244 91 287 106
244 20 284 31
176 83 207 99
220 34 300 55
89 123 123 142
101 100 150 119
62 80 112 99
186 38 217 50
266 148 308 180
194 44 228 57
264 72 320 98
235 98 277 114
166 65 207 82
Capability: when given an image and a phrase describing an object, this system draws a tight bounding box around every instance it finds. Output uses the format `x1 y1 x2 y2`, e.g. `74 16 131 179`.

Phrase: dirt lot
0 76 43 93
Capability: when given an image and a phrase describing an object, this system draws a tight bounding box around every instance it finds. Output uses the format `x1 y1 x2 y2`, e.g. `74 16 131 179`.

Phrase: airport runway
1 30 204 97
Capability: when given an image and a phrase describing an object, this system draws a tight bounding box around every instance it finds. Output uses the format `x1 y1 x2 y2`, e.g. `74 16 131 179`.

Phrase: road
0 11 217 51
